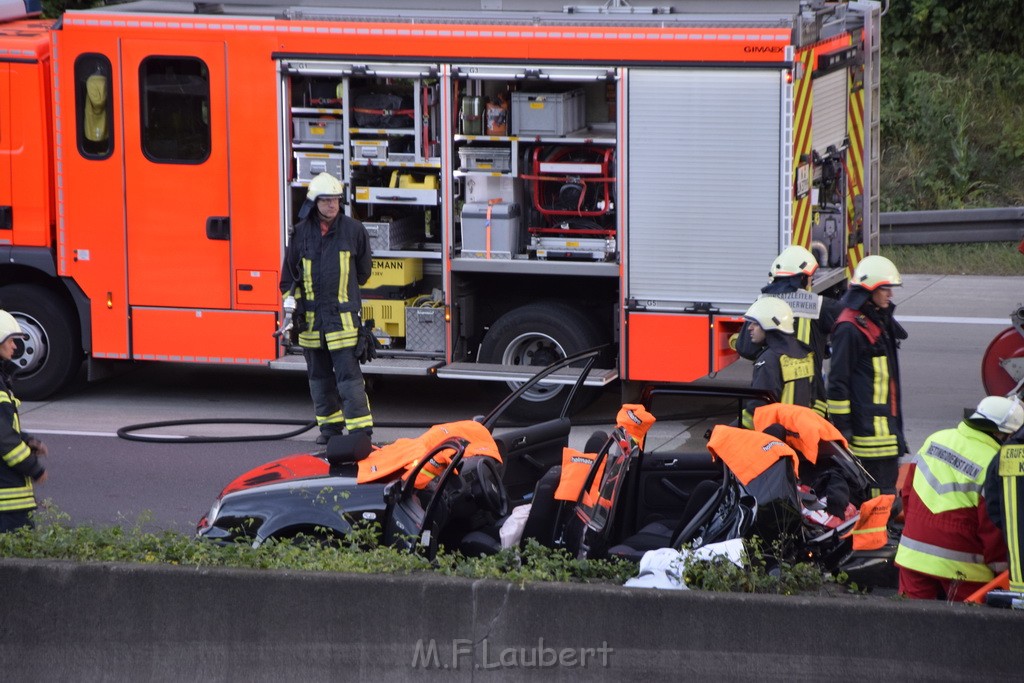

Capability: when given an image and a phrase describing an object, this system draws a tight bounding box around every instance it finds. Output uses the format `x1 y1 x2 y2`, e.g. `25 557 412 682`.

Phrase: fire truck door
122 40 229 309
0 64 11 233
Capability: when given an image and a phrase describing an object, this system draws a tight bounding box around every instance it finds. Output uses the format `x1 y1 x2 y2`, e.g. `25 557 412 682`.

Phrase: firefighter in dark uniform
281 172 374 445
0 310 48 532
827 255 908 497
740 296 816 429
735 245 840 416
984 406 1024 596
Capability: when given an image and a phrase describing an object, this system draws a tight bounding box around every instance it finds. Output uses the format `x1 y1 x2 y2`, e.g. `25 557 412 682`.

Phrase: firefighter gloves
356 319 378 364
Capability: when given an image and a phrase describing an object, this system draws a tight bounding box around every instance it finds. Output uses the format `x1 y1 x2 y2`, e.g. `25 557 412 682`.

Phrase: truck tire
479 302 608 421
0 283 83 400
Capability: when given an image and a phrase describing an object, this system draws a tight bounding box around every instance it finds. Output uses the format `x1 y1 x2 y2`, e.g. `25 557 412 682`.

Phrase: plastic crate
405 305 445 352
364 257 423 289
458 147 512 172
293 117 343 144
294 152 343 181
511 89 586 137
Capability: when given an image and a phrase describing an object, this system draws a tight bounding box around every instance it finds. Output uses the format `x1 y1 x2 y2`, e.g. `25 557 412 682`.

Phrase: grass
884 242 1024 276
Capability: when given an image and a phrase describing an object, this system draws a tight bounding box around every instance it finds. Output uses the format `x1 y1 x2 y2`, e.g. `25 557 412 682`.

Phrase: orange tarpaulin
752 403 846 464
357 420 501 487
706 425 799 485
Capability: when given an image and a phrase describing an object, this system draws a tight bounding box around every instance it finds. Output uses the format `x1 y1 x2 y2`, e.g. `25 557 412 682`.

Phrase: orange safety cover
752 403 847 464
706 425 799 486
616 404 656 449
130 308 277 363
357 420 501 485
626 312 709 382
554 447 598 502
843 494 894 551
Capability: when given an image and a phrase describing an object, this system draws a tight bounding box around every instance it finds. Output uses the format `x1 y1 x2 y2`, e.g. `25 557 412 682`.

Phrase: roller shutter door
811 69 847 155
626 69 786 311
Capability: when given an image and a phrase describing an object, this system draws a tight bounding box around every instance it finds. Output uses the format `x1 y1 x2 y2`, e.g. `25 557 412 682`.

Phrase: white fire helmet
306 172 345 202
771 245 819 279
744 297 795 335
851 255 902 291
0 310 28 345
970 396 1024 435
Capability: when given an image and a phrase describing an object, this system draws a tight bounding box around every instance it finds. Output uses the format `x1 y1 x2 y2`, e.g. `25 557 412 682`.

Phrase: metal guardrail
880 207 1024 245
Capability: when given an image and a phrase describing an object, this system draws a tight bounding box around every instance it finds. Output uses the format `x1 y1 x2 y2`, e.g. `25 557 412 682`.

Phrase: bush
0 509 835 593
881 2 1024 211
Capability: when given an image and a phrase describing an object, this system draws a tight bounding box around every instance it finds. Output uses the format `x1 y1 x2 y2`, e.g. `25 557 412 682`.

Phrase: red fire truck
0 0 880 417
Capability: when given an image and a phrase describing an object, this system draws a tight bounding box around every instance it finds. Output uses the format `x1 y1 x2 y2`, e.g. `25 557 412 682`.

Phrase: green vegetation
881 1 1024 211
884 242 1024 276
0 508 826 594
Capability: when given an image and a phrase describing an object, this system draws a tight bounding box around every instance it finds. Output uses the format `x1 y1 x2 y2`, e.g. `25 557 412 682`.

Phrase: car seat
520 466 565 548
606 479 721 562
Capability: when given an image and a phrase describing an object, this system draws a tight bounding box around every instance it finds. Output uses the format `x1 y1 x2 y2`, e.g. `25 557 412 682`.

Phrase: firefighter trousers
303 345 373 437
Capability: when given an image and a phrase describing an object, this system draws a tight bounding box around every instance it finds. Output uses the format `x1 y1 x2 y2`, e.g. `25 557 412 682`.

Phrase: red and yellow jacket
895 422 1007 583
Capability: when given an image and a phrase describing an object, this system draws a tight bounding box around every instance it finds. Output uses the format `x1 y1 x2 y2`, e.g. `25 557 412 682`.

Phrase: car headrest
325 432 373 465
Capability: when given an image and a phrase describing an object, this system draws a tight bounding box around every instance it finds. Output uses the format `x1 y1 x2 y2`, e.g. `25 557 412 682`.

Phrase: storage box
364 257 423 289
460 202 522 259
511 89 586 137
464 174 523 204
295 152 343 181
353 140 388 160
405 306 445 352
293 117 343 144
364 215 421 252
355 171 439 206
362 297 418 340
459 147 512 173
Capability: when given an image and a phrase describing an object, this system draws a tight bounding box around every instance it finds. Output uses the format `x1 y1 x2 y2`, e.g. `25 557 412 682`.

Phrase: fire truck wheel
0 283 83 400
479 302 607 421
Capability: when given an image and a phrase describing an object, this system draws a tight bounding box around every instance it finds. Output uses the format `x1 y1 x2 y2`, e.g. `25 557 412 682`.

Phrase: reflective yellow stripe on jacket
895 537 995 583
1005 475 1024 592
0 482 36 512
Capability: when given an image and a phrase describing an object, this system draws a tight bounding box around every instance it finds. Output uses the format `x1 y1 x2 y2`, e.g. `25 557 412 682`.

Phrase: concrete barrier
1 558 1022 681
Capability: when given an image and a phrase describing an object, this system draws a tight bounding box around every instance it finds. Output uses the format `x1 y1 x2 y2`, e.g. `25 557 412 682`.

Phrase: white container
295 152 343 181
353 140 388 160
458 147 512 172
464 174 523 205
460 202 522 259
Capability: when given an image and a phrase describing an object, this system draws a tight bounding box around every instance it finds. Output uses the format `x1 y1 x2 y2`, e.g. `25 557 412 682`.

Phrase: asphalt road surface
15 274 1024 533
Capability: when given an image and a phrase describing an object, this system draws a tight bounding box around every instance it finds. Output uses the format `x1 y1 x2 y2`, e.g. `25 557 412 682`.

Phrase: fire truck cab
0 0 880 418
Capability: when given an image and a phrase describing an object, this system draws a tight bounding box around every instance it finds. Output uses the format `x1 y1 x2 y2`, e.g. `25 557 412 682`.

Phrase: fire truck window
138 57 211 163
74 54 113 160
